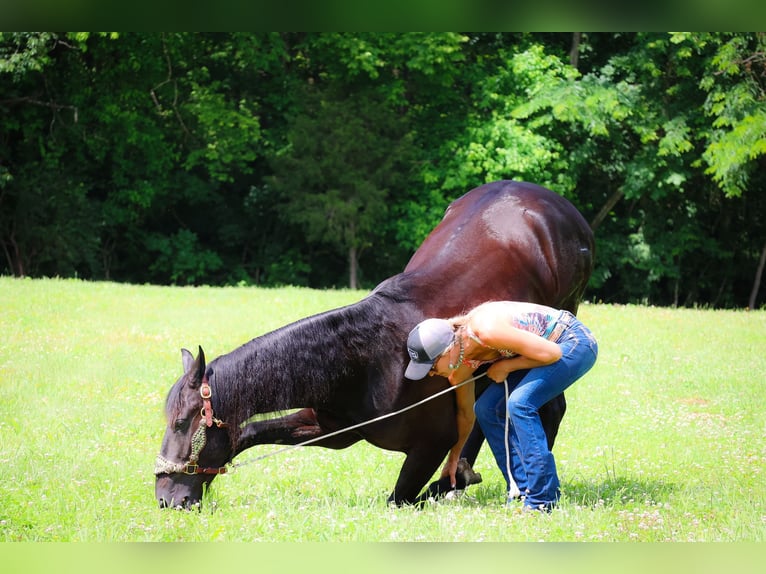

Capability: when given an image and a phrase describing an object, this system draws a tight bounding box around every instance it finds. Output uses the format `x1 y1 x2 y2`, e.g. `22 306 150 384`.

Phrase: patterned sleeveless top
461 302 565 369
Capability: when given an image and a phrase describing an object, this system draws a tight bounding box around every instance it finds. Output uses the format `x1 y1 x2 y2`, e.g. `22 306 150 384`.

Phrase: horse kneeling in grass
154 180 594 509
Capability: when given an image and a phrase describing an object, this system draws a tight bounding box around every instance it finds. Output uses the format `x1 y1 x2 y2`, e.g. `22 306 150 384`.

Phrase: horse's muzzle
155 474 204 510
157 496 200 510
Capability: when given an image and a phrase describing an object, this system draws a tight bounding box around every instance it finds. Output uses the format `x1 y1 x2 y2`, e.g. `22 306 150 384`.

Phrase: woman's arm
440 365 476 487
486 354 553 382
472 309 562 382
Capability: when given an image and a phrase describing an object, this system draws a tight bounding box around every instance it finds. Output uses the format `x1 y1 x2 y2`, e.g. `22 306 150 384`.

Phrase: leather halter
154 374 230 476
199 374 220 428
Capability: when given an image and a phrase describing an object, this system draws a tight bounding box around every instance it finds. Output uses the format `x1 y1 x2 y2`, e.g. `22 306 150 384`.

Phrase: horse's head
154 347 232 509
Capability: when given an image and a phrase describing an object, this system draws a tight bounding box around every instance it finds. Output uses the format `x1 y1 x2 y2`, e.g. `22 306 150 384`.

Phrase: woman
404 300 598 512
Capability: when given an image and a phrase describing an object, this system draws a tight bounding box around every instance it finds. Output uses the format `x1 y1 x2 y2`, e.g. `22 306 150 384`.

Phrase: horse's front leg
388 441 452 506
234 408 361 455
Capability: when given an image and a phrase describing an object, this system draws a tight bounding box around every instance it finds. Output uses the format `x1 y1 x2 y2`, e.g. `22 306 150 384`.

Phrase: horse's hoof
456 458 482 486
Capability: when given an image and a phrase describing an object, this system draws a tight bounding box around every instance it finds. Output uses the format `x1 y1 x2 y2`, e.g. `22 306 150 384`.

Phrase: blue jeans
474 313 598 510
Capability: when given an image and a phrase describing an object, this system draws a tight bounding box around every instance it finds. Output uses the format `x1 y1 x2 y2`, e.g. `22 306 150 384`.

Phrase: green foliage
1 33 765 306
182 88 262 183
673 32 766 196
268 84 417 287
145 229 223 285
0 32 58 76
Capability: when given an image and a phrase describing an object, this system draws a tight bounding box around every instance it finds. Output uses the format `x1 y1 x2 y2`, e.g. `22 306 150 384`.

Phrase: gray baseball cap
404 318 455 380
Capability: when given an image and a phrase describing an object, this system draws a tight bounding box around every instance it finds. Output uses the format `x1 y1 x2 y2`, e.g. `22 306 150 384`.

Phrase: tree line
1 32 764 308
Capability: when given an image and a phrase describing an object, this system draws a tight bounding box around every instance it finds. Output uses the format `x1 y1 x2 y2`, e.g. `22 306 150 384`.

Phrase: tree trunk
590 187 624 231
748 239 766 309
348 245 358 290
570 32 582 69
2 230 25 277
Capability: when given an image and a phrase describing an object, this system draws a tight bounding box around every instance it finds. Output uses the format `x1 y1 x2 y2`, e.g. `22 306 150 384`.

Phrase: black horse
155 180 594 508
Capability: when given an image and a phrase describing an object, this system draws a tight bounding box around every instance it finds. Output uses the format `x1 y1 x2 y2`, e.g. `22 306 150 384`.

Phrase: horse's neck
213 295 402 419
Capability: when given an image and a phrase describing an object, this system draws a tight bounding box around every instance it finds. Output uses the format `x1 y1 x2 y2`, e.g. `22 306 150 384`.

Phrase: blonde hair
447 300 500 330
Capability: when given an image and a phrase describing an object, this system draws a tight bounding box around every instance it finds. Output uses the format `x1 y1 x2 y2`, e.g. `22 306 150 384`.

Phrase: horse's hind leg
539 394 566 450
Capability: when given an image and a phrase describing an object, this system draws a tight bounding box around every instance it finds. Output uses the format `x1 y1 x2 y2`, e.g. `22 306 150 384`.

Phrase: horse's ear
181 348 194 373
186 346 206 389
180 347 206 387
195 346 206 378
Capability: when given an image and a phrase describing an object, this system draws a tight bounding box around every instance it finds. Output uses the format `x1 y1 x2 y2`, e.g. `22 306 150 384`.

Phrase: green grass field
1 277 765 542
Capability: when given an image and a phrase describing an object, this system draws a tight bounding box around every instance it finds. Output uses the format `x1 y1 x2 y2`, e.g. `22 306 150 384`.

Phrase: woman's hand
440 456 459 487
486 359 514 382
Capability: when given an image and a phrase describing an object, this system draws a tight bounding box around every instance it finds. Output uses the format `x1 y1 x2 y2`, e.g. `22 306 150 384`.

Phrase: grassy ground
1 277 765 542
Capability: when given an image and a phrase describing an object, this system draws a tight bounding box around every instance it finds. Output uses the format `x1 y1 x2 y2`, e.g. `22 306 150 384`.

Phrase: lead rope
503 378 521 500
228 372 486 470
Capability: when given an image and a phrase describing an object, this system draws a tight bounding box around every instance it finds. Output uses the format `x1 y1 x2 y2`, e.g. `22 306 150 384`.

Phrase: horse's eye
173 418 190 433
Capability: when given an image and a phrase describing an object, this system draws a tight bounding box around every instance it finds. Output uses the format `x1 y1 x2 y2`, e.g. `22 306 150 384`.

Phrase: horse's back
403 181 593 316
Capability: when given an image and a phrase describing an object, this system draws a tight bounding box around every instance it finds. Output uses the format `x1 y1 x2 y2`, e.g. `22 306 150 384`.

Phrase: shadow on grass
564 475 677 508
